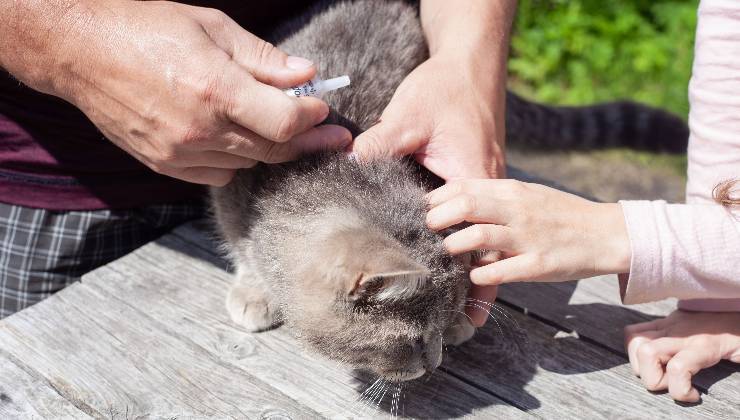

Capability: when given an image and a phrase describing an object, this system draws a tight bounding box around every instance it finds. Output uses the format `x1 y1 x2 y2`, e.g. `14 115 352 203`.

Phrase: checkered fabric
0 201 205 319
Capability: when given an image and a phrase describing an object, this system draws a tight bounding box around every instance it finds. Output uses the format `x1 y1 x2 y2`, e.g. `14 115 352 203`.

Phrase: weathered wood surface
0 220 738 419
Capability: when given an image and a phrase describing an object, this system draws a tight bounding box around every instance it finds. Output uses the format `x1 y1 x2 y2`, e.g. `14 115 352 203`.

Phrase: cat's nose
422 332 443 372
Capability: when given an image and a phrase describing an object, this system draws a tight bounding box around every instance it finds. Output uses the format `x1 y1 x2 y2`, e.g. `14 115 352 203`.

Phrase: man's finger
217 124 350 162
666 347 719 402
351 118 425 161
260 124 352 163
224 71 330 142
169 150 257 169
167 166 236 187
191 7 316 87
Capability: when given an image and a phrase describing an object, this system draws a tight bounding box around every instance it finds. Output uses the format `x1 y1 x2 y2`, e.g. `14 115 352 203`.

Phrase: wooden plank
443 306 738 419
0 285 322 418
172 223 738 418
0 353 92 419
87 231 530 419
498 279 740 403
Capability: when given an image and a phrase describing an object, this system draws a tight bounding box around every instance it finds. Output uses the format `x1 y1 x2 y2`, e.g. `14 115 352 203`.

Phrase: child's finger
443 224 515 255
636 337 683 391
473 250 503 266
465 285 498 327
469 255 534 285
625 329 664 376
426 194 507 231
666 348 718 402
425 180 489 208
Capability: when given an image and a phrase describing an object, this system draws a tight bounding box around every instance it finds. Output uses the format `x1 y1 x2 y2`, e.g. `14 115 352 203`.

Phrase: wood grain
0 282 323 418
0 354 92 419
87 231 530 419
498 279 740 403
0 220 737 418
173 223 740 419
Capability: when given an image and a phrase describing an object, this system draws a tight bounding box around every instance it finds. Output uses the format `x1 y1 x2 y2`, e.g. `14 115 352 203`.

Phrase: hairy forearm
420 0 516 173
0 0 92 95
421 0 516 65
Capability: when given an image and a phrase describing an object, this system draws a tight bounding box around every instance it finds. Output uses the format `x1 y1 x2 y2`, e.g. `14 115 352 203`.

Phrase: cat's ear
349 269 431 303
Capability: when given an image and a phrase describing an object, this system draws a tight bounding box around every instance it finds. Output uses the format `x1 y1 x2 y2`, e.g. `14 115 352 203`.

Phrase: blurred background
506 0 698 202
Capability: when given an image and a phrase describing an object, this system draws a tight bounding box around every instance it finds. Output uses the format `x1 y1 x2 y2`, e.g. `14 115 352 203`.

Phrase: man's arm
0 0 80 95
350 0 516 325
0 0 350 186
421 0 517 177
351 0 516 179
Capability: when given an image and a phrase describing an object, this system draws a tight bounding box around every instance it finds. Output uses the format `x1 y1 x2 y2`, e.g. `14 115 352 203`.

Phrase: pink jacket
618 0 740 311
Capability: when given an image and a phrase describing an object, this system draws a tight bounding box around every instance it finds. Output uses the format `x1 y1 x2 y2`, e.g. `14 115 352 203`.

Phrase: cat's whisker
465 298 521 330
373 380 391 410
363 378 383 402
351 377 384 416
354 377 382 409
368 379 389 412
391 382 403 418
465 302 505 337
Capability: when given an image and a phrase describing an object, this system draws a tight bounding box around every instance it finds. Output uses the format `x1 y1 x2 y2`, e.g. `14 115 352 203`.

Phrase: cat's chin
382 368 427 382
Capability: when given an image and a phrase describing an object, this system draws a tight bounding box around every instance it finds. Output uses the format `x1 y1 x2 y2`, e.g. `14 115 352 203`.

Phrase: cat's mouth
380 334 444 382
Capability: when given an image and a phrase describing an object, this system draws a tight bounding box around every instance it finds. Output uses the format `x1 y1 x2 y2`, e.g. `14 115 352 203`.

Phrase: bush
509 0 698 119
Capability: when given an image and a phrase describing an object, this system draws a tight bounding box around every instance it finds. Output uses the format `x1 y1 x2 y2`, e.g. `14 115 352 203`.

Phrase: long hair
713 180 740 207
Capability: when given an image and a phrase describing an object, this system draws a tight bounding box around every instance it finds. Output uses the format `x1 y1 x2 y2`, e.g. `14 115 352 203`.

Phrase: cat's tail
505 92 689 153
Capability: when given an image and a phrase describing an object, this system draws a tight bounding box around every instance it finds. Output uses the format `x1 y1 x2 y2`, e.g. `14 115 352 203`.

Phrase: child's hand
624 310 740 402
425 179 631 285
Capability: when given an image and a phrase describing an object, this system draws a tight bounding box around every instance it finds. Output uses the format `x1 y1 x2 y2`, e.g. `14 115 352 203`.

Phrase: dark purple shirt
0 1 317 210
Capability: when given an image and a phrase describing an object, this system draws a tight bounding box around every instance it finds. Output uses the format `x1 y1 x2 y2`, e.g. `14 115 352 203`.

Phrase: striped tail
505 92 689 153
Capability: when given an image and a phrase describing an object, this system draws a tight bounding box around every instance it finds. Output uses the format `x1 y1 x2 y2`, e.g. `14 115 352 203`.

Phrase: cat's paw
443 314 476 346
226 286 280 332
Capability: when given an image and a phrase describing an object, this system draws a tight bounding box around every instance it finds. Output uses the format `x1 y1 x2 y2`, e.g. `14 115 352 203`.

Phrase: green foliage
509 0 698 119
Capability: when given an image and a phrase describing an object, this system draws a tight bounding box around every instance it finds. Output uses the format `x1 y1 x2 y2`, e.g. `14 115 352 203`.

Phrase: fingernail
320 125 352 145
286 56 314 70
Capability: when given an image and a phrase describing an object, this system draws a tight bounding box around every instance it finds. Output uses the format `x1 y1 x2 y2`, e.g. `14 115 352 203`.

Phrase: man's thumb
242 39 317 87
351 119 420 161
190 7 316 87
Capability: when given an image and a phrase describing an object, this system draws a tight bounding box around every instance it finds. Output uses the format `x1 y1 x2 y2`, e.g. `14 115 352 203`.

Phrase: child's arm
425 179 740 305
425 179 631 282
619 200 740 305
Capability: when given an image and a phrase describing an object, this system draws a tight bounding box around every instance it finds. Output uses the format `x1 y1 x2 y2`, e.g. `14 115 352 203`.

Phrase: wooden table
1 221 738 419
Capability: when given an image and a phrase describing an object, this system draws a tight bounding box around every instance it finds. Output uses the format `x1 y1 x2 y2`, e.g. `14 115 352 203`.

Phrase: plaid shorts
0 201 205 319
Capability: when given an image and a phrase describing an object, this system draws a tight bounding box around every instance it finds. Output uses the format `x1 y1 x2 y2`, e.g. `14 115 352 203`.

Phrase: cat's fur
211 0 689 381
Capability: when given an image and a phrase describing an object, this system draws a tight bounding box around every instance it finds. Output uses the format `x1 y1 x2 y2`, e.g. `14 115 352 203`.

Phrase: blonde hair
713 180 740 207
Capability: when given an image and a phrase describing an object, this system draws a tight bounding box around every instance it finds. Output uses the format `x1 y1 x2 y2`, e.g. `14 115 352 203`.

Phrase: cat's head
282 214 471 382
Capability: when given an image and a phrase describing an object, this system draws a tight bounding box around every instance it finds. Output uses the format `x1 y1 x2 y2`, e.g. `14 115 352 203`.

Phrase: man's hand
351 54 505 326
350 0 516 326
350 53 504 180
625 310 740 402
0 0 351 186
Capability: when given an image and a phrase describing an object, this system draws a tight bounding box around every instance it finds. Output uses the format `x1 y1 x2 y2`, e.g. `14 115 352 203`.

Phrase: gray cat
211 0 688 382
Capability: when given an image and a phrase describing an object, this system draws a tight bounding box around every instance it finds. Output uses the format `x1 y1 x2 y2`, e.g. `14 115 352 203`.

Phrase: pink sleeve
616 0 740 311
618 201 740 307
